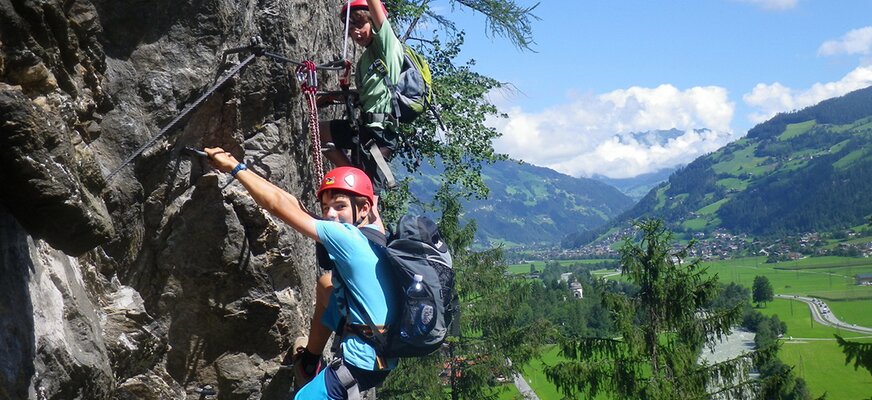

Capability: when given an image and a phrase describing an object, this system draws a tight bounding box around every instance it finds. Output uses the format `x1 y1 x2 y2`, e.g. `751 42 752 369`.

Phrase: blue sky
433 0 872 178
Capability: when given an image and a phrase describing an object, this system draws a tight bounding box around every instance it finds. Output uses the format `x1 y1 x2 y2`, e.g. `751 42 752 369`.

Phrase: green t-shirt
355 18 403 130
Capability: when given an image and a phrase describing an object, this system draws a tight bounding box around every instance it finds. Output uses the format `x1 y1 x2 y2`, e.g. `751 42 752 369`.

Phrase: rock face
1 0 346 398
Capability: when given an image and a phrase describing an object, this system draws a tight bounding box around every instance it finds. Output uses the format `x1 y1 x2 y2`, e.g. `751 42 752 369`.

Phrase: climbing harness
105 37 345 182
295 60 324 182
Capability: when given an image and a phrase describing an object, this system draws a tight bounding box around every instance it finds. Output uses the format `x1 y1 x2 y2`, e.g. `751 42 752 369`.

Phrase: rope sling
287 0 354 185
295 61 324 182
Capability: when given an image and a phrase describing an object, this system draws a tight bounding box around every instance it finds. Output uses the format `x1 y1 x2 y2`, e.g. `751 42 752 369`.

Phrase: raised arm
368 0 386 31
205 147 320 242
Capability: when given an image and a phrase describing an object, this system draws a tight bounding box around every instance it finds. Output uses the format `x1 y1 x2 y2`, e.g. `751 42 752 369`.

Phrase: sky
438 0 872 179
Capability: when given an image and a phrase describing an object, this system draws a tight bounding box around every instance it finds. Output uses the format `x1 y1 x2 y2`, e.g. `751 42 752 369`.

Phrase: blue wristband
230 163 247 177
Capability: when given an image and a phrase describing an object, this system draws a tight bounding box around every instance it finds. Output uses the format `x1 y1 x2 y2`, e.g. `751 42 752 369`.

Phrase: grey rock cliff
1 0 346 398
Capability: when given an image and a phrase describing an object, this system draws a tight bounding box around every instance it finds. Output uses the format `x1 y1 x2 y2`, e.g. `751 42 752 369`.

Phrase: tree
374 0 540 205
835 335 872 377
543 219 769 399
753 275 774 307
366 2 547 398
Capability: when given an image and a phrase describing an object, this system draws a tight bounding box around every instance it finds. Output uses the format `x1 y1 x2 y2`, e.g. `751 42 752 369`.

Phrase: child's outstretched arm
368 0 387 31
204 147 320 243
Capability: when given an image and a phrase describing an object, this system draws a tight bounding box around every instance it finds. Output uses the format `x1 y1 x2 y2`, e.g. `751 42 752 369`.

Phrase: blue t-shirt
315 221 397 370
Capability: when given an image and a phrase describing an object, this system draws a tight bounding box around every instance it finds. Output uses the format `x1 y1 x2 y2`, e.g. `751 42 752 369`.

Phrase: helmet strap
352 202 370 227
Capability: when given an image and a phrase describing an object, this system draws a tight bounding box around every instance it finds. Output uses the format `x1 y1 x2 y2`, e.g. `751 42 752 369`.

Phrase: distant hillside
405 159 634 247
564 85 872 248
593 167 677 200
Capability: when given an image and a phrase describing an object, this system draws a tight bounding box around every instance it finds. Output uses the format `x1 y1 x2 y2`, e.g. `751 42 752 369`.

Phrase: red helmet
317 166 374 205
339 0 388 18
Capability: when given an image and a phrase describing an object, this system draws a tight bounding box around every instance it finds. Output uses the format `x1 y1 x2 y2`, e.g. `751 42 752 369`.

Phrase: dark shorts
293 361 391 399
328 119 397 194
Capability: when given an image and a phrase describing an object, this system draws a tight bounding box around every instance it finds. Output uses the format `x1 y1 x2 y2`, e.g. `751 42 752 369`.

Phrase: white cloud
818 27 872 57
734 0 798 11
489 84 737 179
743 65 872 123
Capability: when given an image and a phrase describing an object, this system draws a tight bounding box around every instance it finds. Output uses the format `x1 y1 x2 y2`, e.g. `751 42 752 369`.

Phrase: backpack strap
340 283 391 360
369 58 403 122
359 226 387 246
334 226 392 360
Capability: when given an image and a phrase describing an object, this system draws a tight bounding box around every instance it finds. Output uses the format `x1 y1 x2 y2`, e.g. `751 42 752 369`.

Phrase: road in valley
775 294 872 334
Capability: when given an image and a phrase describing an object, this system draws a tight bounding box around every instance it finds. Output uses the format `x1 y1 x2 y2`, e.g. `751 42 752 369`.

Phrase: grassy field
778 338 872 399
771 256 872 270
828 299 872 327
697 198 731 215
496 383 522 400
702 256 872 301
711 142 772 176
696 260 872 398
521 345 573 399
762 300 872 399
758 298 869 339
682 217 709 230
715 177 749 191
518 345 612 400
508 299 872 399
779 120 816 141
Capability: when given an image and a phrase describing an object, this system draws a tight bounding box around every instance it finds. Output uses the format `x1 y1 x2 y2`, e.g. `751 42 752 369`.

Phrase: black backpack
352 215 456 358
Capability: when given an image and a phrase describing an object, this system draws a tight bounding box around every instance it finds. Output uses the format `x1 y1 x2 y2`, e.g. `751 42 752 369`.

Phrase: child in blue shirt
205 149 396 399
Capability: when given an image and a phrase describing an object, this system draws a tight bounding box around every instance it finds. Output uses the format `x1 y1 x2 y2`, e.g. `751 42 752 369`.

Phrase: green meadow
514 345 611 400
828 299 872 327
757 298 867 339
777 335 872 399
702 256 872 301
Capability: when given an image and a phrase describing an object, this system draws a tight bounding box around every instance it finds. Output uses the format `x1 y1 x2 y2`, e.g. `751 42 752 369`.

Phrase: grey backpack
369 44 433 124
354 215 456 358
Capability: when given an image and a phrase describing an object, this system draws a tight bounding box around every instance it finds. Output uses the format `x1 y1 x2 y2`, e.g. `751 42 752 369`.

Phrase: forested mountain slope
407 159 634 246
564 85 872 247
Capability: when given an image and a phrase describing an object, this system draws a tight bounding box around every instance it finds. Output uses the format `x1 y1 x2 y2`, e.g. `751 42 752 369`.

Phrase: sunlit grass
778 338 872 399
778 120 816 141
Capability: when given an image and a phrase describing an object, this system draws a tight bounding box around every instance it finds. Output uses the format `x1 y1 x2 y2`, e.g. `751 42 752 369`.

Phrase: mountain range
405 159 634 246
593 167 677 200
564 85 872 248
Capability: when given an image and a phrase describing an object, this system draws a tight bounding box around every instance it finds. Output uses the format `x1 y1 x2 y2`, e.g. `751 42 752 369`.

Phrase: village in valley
507 227 872 264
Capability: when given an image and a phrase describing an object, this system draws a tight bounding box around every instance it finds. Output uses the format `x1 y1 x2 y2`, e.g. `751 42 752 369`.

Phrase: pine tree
544 219 770 399
836 335 872 377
